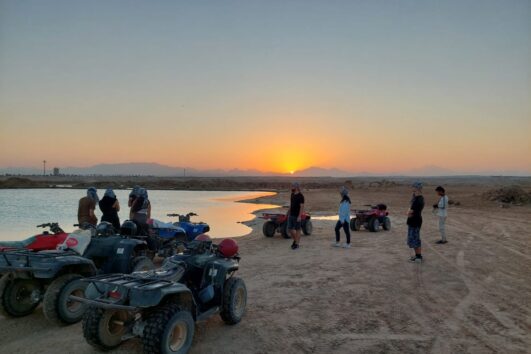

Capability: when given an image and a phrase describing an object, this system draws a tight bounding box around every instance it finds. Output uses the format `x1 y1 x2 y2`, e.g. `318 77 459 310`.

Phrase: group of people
77 186 152 231
286 181 449 262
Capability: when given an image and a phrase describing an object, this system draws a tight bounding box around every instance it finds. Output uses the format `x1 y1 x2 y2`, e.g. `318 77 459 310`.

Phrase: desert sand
1 180 530 353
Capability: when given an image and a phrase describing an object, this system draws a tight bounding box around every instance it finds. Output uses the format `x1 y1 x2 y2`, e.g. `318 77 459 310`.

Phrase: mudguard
84 273 193 309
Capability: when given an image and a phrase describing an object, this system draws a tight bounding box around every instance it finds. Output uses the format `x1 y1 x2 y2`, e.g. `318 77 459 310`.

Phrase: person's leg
415 227 422 258
343 221 351 244
335 221 342 242
439 216 447 242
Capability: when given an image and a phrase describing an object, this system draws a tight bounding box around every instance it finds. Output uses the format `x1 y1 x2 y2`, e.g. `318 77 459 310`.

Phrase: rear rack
0 249 77 271
83 273 175 290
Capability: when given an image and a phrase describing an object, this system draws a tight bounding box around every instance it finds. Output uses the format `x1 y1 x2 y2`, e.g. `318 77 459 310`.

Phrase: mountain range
1 162 529 177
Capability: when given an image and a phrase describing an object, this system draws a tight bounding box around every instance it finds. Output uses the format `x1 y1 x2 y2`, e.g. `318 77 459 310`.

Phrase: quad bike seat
0 240 30 250
376 204 387 211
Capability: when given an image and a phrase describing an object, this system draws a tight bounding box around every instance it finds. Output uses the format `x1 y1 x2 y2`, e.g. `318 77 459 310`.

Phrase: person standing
333 187 351 248
131 187 151 234
288 182 305 250
99 188 121 230
78 187 99 227
433 186 449 244
407 181 425 262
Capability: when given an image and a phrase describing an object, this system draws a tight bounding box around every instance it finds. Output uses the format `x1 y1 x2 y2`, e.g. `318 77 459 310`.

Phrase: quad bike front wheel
382 217 391 231
132 256 156 272
220 277 247 325
369 218 380 232
262 221 276 237
302 220 313 235
0 275 42 317
83 307 131 350
43 273 88 325
143 305 194 354
350 218 361 231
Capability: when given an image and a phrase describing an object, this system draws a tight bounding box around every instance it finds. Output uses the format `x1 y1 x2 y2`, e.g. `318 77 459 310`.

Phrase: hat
291 182 300 189
340 186 349 196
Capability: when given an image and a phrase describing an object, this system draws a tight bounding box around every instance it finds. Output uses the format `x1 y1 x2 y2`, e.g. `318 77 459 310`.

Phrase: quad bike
350 204 391 232
0 227 154 326
75 237 246 354
0 223 68 252
166 212 211 240
260 212 312 238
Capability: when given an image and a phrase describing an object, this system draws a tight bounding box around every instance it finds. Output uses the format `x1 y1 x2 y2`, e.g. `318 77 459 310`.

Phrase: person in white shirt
333 187 352 249
433 186 449 244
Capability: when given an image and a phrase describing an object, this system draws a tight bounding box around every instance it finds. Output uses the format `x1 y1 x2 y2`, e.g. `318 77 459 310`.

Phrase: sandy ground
1 182 530 354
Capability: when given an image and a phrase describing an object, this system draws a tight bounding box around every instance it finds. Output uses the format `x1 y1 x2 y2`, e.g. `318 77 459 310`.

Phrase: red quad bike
261 212 313 238
0 223 68 252
350 204 391 232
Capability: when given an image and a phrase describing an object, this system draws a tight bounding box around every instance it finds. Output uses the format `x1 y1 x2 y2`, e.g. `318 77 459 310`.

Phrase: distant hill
0 163 529 177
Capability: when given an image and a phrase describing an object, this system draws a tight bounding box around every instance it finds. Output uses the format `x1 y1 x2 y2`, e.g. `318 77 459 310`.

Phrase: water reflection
0 189 279 241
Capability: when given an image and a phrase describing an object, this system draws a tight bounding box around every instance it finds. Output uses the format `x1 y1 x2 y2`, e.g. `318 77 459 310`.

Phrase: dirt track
1 183 530 353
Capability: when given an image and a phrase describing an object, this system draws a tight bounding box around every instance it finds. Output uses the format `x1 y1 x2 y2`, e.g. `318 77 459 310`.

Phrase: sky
0 0 530 175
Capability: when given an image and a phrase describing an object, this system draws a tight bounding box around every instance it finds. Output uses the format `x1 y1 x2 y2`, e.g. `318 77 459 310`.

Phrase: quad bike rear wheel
369 218 380 232
83 307 131 350
350 218 361 231
0 276 41 317
43 273 88 325
302 220 313 235
220 277 247 325
382 217 391 231
262 221 276 237
280 222 290 239
132 256 155 272
143 305 194 354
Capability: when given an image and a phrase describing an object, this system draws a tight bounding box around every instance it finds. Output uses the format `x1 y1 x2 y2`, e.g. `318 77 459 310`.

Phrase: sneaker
292 243 299 250
435 240 444 244
342 243 351 249
332 242 341 247
409 256 422 263
441 240 448 244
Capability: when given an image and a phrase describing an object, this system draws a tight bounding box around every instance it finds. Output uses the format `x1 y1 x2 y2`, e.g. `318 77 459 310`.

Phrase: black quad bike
0 231 154 326
75 238 246 354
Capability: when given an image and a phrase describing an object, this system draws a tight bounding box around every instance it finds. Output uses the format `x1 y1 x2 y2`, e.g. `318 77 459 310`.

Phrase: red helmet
218 238 238 258
195 234 211 242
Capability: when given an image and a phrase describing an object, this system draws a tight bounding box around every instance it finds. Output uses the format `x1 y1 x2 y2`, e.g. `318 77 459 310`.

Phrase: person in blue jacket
333 187 352 248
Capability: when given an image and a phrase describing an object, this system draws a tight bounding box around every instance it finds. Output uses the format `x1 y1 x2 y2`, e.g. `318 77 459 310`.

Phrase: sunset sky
0 0 530 174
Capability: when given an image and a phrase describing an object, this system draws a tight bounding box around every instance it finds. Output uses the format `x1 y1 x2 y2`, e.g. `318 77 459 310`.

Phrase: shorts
287 215 301 230
407 226 421 248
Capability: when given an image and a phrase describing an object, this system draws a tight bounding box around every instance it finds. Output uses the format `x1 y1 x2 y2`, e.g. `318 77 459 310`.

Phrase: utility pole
43 160 47 176
184 168 186 177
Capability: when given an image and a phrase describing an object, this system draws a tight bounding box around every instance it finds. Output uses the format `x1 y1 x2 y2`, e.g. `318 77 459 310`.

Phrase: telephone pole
43 160 46 175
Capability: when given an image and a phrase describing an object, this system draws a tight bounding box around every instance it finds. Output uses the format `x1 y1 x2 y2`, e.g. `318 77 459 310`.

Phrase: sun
289 170 295 175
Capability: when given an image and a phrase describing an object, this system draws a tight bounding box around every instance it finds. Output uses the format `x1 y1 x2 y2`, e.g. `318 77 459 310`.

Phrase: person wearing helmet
78 187 99 226
407 181 425 262
128 185 141 208
131 188 151 234
99 188 121 230
287 182 305 250
333 186 351 248
433 186 449 244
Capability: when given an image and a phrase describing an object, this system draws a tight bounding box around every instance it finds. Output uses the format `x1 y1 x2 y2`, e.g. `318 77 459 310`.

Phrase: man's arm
298 203 304 221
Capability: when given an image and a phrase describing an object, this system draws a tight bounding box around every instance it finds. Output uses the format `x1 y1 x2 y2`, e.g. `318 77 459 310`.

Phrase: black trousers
335 221 351 244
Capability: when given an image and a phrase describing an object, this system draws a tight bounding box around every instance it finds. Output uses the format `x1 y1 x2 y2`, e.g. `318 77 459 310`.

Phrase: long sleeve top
338 200 351 223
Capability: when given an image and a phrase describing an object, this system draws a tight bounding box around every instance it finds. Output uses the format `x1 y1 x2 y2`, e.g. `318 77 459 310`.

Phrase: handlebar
167 212 198 217
36 222 65 234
